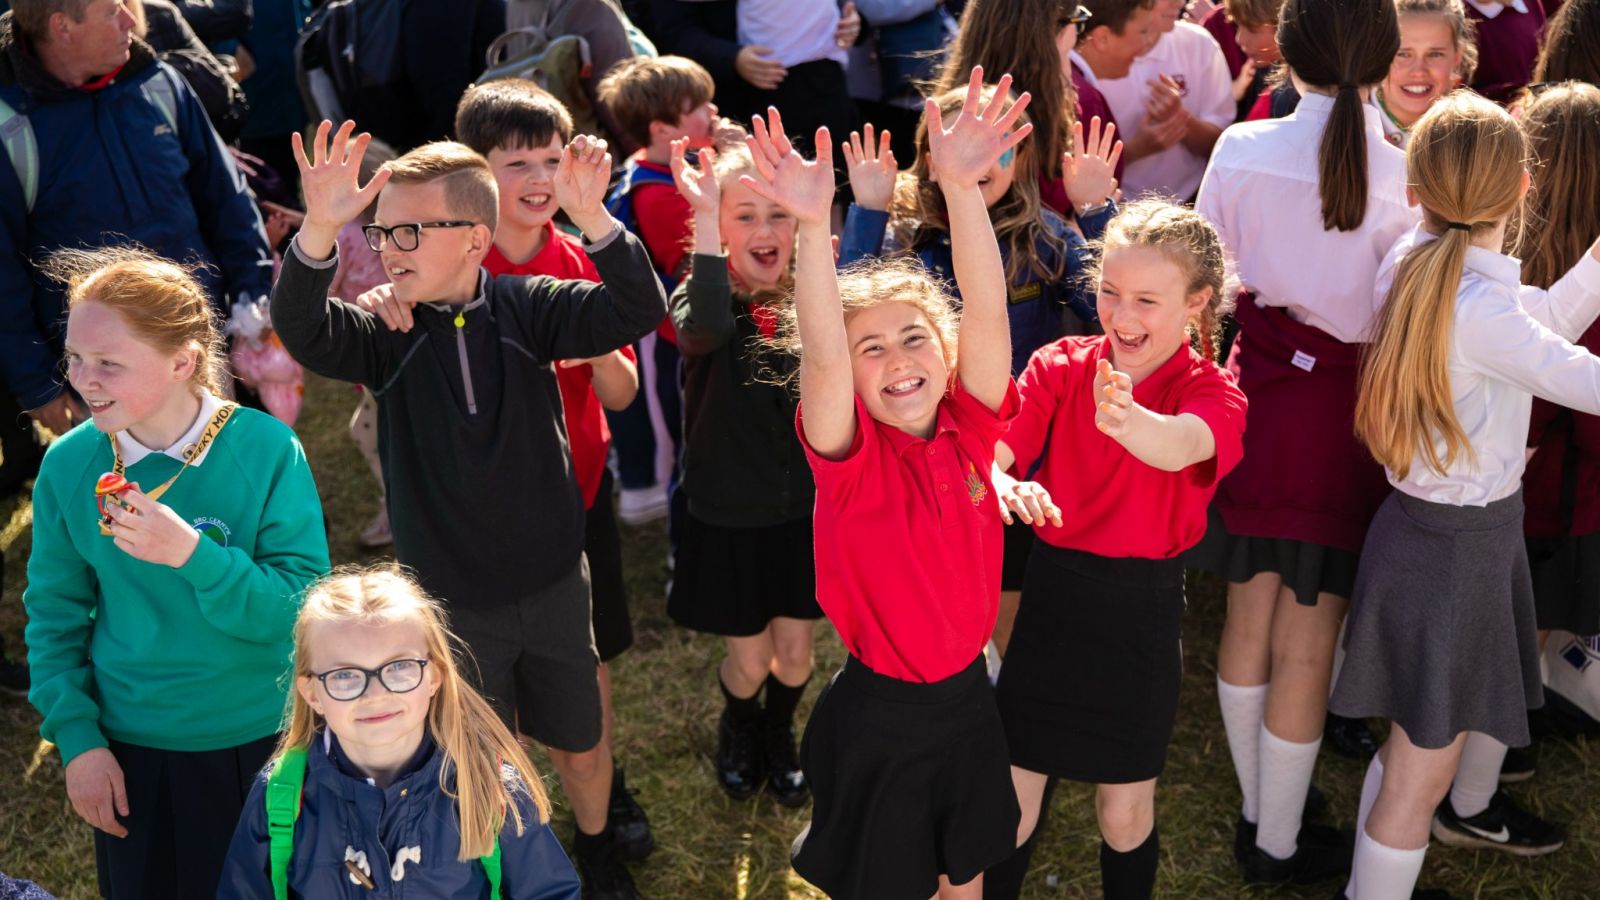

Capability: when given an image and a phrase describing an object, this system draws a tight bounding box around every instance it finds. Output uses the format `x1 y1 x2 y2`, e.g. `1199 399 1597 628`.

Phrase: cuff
690 253 731 287
54 718 108 766
175 530 232 591
582 217 625 253
289 235 340 270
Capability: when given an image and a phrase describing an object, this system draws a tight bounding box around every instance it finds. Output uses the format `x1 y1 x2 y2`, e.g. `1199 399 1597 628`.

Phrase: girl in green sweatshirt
24 248 329 898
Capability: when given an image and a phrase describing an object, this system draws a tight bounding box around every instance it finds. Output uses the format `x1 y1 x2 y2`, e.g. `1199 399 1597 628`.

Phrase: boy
1201 0 1286 120
452 77 655 869
271 121 666 900
1069 0 1162 185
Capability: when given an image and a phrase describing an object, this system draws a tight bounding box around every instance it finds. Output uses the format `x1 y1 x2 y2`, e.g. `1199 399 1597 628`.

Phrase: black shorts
587 469 634 661
1529 533 1600 635
668 513 822 636
450 559 603 752
997 544 1186 784
791 655 1020 900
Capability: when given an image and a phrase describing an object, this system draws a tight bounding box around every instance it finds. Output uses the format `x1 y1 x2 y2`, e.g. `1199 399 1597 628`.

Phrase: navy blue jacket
0 14 272 409
219 732 582 900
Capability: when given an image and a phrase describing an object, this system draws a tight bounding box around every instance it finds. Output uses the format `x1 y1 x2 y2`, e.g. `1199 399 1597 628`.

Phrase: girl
664 131 821 807
1332 90 1600 899
1375 0 1477 148
24 248 329 897
219 565 582 898
987 200 1246 900
744 68 1029 899
1193 0 1413 886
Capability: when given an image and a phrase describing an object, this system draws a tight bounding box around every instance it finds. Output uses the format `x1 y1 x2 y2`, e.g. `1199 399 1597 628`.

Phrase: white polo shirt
737 0 846 68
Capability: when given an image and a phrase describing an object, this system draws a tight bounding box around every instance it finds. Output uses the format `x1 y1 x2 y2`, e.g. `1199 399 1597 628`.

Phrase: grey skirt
1330 490 1543 749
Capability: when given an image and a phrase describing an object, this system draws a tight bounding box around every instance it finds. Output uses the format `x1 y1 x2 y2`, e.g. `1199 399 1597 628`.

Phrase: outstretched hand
1094 358 1138 438
843 123 898 212
926 66 1033 191
554 135 615 237
294 120 391 233
669 137 720 217
739 107 835 227
1064 116 1123 212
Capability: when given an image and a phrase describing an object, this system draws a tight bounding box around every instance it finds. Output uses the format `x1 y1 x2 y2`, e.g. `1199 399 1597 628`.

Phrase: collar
1465 0 1528 17
324 728 439 787
878 387 963 458
421 270 492 320
113 390 225 468
1292 91 1388 141
1397 223 1523 288
1069 51 1101 89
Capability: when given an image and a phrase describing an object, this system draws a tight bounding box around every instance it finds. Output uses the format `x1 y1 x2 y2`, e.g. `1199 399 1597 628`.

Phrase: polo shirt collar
1465 0 1527 17
878 389 963 457
1069 51 1101 89
1463 242 1523 288
113 389 225 468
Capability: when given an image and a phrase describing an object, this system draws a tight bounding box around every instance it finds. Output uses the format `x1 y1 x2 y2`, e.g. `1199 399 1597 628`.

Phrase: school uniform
791 381 1022 900
995 336 1246 782
1465 0 1547 104
1192 92 1417 604
1071 53 1127 184
1331 226 1600 749
666 254 820 635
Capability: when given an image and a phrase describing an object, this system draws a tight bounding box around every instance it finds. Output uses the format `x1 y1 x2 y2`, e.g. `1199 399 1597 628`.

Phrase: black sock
720 672 763 725
983 777 1057 900
762 673 808 731
573 823 610 856
1100 827 1159 900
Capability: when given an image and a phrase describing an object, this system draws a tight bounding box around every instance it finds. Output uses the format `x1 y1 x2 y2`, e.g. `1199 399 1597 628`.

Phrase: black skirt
1185 504 1360 606
1529 533 1600 635
667 513 822 636
998 544 1186 784
791 656 1020 900
1000 518 1036 592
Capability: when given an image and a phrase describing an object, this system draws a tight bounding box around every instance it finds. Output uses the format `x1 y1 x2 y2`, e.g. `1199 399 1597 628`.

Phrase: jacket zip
454 318 477 415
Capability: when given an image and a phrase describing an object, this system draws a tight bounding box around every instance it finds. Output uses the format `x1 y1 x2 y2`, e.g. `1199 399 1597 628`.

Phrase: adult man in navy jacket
0 0 272 434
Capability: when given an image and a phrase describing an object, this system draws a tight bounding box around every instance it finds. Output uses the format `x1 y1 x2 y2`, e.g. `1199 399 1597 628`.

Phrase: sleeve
950 377 1021 467
1517 250 1600 343
797 396 876 490
670 254 736 356
632 185 694 283
1049 213 1102 330
852 0 941 25
1194 156 1240 289
23 464 108 766
269 238 401 388
516 227 670 362
1178 365 1248 486
173 426 329 643
1458 290 1600 416
170 0 253 44
1004 346 1067 474
500 793 584 900
0 144 61 410
650 0 743 90
838 204 891 266
215 776 274 899
1188 29 1237 129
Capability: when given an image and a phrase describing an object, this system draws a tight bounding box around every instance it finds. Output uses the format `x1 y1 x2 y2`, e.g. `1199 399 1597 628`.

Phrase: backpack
478 28 602 138
264 746 503 900
161 46 249 142
603 158 681 291
294 0 407 133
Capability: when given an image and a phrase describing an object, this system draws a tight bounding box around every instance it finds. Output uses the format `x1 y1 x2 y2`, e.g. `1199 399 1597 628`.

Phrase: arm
667 139 738 355
1094 359 1219 471
1518 238 1600 342
1461 290 1600 417
0 186 61 412
501 790 584 900
1180 119 1224 158
838 205 891 266
585 349 638 411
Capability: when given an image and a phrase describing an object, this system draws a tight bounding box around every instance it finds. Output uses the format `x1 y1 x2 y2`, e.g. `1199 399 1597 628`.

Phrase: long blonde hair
272 565 552 860
1355 92 1528 480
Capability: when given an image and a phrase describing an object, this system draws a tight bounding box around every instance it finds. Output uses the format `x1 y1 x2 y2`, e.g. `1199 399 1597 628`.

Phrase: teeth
885 377 922 394
1401 85 1430 95
522 193 551 204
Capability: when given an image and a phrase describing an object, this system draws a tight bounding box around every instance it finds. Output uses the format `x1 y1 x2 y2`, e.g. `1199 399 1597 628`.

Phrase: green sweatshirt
25 407 329 765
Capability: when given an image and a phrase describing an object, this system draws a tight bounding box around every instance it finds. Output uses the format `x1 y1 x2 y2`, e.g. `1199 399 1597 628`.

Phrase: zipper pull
453 311 466 329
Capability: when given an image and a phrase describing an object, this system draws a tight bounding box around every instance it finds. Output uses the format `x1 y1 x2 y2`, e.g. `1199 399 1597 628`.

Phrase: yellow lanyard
98 403 237 535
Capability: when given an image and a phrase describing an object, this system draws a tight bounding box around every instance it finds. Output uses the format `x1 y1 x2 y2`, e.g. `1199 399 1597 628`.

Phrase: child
663 133 821 807
1067 0 1163 184
1333 90 1600 898
1200 0 1286 121
1375 0 1477 148
218 565 582 898
748 67 1030 899
987 201 1246 899
270 122 666 899
1465 0 1546 103
25 248 329 896
452 78 653 862
1193 0 1412 886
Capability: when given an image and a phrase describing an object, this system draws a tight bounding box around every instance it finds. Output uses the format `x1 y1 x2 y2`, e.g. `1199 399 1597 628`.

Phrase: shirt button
926 446 937 457
940 483 949 492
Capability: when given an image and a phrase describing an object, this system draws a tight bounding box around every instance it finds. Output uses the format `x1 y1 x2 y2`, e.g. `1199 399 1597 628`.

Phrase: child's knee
552 745 608 782
1095 791 1154 851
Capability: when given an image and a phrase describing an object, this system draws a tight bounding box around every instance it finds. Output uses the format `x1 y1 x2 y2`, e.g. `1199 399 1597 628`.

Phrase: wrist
170 529 200 569
569 210 616 242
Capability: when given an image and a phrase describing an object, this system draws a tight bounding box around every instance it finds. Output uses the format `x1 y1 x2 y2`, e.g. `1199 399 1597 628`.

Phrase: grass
0 371 1596 898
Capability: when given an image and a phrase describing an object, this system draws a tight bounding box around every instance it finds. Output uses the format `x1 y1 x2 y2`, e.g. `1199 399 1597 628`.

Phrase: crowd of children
10 0 1600 897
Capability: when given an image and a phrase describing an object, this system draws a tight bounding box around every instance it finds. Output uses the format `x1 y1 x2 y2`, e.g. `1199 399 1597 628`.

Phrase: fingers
963 65 985 116
876 126 894 166
329 119 356 168
861 123 876 161
1097 121 1119 159
844 131 863 168
1086 116 1103 159
924 98 945 141
996 92 1033 139
1106 139 1125 174
669 138 689 181
697 145 717 181
748 114 781 178
980 72 1011 121
813 126 833 170
766 107 794 157
93 779 127 838
311 120 332 168
1070 119 1084 161
737 173 781 207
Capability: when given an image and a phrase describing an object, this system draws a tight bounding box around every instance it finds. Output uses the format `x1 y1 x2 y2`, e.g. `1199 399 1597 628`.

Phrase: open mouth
749 247 780 267
520 192 552 212
1113 330 1148 353
1398 84 1434 98
87 400 115 414
387 263 414 281
883 376 925 397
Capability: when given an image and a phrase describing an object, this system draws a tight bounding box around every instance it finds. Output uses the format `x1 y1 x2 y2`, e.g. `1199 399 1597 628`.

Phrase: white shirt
1195 92 1417 343
737 0 846 68
1375 225 1600 506
1098 22 1234 200
113 390 227 468
1465 0 1528 18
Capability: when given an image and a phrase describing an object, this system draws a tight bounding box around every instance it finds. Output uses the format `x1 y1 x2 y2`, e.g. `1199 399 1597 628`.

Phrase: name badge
1291 350 1316 372
1009 282 1042 305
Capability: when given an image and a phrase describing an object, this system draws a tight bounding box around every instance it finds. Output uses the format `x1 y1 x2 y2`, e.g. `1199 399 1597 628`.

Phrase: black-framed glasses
362 221 476 252
313 658 429 701
1062 4 1092 27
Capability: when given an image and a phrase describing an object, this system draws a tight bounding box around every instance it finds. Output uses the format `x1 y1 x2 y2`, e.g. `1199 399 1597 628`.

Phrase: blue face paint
998 146 1015 169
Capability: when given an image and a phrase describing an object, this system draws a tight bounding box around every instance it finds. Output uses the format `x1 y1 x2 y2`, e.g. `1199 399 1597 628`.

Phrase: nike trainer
1431 790 1566 856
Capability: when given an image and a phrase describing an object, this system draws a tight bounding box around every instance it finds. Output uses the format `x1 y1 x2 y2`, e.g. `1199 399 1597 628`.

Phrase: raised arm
669 139 739 355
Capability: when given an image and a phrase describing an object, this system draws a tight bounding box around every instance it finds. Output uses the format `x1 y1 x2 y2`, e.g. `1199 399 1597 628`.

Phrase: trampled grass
0 372 1595 898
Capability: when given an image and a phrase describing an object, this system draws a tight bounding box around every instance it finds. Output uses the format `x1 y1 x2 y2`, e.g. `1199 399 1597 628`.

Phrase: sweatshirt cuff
54 718 108 766
175 531 233 591
690 253 731 287
582 218 625 254
290 235 340 270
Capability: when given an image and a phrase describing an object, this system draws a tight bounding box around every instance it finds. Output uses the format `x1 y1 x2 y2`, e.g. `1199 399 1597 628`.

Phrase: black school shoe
574 830 639 900
715 710 765 800
1325 712 1381 759
1431 790 1566 856
1232 783 1332 863
1498 744 1536 783
608 764 655 862
1242 823 1353 886
763 719 810 808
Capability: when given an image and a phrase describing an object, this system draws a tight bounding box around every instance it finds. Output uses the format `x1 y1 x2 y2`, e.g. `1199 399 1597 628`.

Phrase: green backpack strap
481 832 503 898
264 746 309 900
0 94 37 213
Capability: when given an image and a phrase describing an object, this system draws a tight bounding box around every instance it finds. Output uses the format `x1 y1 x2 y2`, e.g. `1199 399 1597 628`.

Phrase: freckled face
846 301 951 437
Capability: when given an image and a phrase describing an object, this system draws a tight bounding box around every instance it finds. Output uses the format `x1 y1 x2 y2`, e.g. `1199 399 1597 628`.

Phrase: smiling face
1083 6 1160 79
65 300 196 437
1096 245 1209 382
373 180 490 305
718 177 795 292
297 617 440 768
1383 13 1462 127
486 137 564 235
846 300 952 437
1235 21 1282 66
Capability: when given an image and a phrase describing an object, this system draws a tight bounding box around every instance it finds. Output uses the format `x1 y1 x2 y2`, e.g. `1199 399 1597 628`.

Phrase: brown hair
273 565 553 860
937 0 1077 180
596 55 716 149
50 246 226 395
1518 83 1600 290
1277 0 1400 231
454 79 574 157
768 256 960 378
1098 199 1231 360
1225 0 1287 28
1356 92 1527 479
1080 0 1159 36
1395 0 1479 82
1532 0 1600 86
11 0 92 41
382 142 500 235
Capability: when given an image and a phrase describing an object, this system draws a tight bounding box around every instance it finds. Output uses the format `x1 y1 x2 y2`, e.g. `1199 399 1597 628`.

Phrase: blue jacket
218 731 582 900
0 15 272 409
839 202 1112 376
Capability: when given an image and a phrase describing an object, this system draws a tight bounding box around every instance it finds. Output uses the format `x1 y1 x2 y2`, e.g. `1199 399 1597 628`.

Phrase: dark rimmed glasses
313 658 429 701
362 221 476 253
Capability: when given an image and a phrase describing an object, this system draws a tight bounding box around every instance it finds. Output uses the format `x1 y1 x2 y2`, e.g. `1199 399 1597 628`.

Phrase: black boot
1324 713 1380 759
608 763 654 862
716 677 765 800
572 827 639 900
762 674 810 807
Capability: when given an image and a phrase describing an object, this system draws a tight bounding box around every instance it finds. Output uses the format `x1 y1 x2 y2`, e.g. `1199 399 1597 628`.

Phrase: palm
295 120 387 228
554 136 612 217
926 67 1033 190
670 140 720 215
741 106 835 226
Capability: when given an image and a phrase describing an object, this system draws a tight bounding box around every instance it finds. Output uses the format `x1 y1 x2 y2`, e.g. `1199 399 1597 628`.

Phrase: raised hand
739 106 835 227
103 488 202 568
1064 116 1123 212
669 137 720 217
1094 358 1138 437
843 124 898 211
294 120 390 235
554 134 615 239
926 66 1033 191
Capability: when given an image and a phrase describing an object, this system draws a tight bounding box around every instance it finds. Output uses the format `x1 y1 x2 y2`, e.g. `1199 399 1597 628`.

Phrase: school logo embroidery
1170 74 1189 97
965 463 989 508
192 516 231 547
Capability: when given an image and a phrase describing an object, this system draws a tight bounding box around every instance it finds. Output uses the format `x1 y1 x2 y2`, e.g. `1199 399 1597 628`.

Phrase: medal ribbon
98 403 237 535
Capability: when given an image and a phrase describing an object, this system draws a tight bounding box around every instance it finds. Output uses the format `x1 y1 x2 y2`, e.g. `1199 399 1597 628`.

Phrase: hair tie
1338 82 1359 91
1445 221 1472 231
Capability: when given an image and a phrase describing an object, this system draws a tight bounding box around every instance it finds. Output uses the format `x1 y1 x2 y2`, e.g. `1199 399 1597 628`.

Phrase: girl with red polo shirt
741 68 1030 899
985 200 1245 900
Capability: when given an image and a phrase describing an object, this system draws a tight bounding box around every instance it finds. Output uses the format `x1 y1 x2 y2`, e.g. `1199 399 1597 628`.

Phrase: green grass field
1 372 1596 898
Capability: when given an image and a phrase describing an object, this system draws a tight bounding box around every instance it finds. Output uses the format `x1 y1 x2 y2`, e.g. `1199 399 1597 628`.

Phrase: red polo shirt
630 155 691 344
1006 336 1247 559
484 222 636 509
800 379 1020 683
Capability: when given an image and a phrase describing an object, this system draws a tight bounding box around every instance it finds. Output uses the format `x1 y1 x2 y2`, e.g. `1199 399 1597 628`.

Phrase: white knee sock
1255 723 1321 860
1344 754 1385 899
1217 678 1267 822
1450 732 1506 818
1348 828 1425 900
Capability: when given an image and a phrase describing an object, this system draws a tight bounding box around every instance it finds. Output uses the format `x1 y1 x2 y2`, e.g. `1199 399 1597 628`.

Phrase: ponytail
1318 85 1373 231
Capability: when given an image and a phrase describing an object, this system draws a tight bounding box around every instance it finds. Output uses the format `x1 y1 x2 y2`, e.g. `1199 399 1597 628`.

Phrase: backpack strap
141 67 181 136
481 835 503 898
0 93 38 213
264 746 309 900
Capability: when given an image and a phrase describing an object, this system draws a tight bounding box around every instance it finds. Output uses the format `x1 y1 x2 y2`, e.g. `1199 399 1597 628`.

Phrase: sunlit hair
1356 92 1527 479
1394 0 1479 81
383 142 500 235
1096 200 1231 360
1518 83 1600 290
596 55 716 148
454 78 575 156
48 246 226 396
1226 0 1287 27
1533 0 1600 86
892 84 1067 287
271 565 553 860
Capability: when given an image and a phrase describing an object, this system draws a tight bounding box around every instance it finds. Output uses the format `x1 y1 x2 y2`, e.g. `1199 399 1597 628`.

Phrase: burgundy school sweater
1467 1 1546 104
